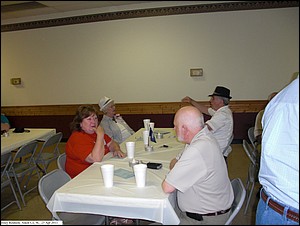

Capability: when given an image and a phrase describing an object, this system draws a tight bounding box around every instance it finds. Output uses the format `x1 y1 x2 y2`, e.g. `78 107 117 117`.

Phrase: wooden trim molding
2 100 267 116
2 1 298 32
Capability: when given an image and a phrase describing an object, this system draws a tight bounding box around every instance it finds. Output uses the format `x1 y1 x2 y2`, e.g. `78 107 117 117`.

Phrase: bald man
162 106 233 225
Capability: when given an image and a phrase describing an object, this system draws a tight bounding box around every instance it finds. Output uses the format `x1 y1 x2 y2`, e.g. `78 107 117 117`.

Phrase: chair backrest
36 132 63 157
223 133 234 155
248 127 257 151
1 152 13 189
7 140 40 206
242 139 256 165
38 169 71 204
38 169 106 225
35 132 63 173
1 152 12 179
57 153 66 171
9 141 39 171
225 178 246 225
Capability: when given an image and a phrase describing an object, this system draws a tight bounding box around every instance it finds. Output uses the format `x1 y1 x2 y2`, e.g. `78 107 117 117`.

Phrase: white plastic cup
126 141 135 160
149 122 155 131
143 130 149 146
133 164 147 187
101 164 114 188
143 119 150 131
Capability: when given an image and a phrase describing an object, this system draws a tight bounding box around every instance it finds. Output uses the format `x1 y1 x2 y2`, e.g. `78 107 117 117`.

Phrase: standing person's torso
206 106 233 153
260 78 299 209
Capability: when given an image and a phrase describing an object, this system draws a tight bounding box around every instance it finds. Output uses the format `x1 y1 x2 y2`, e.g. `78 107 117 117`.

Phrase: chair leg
243 182 255 215
9 180 22 210
245 177 250 190
105 216 110 225
10 168 41 207
1 173 22 211
12 174 26 206
23 170 34 190
23 167 40 190
36 163 46 176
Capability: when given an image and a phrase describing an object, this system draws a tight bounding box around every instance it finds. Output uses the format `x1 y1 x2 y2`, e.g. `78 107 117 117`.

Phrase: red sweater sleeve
66 131 111 178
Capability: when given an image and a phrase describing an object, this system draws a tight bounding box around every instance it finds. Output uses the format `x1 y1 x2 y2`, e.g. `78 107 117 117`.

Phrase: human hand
1 123 10 132
181 96 192 103
113 149 126 158
94 125 105 138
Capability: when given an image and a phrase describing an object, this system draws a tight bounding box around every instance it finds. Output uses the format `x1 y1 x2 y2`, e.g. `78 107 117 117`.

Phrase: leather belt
261 189 299 223
186 208 231 221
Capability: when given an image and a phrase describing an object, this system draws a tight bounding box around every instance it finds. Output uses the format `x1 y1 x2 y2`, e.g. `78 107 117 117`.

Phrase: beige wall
1 7 299 106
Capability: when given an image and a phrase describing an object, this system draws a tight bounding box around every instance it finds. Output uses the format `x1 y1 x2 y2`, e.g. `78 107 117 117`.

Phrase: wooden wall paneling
2 101 266 141
1 101 267 116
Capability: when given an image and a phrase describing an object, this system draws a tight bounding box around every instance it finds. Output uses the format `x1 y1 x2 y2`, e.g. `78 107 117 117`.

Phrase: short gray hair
219 96 230 105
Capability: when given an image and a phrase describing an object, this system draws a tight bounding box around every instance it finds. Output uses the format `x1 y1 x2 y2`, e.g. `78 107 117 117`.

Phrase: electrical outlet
11 78 21 85
190 68 203 77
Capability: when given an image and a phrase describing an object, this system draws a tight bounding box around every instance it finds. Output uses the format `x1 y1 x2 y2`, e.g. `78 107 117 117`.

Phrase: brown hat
208 86 232 99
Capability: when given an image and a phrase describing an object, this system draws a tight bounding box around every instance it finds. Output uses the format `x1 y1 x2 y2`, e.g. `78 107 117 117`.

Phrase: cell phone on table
147 162 162 170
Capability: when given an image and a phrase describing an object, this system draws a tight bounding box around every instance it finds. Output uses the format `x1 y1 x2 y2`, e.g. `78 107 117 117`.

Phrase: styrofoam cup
133 164 147 187
126 141 135 160
143 130 149 146
143 119 150 130
101 164 114 187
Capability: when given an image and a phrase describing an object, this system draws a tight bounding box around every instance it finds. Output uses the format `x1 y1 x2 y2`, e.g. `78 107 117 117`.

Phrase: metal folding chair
1 152 22 211
38 169 106 225
35 132 63 175
8 141 41 206
225 178 246 225
242 139 259 215
248 127 259 156
57 153 66 171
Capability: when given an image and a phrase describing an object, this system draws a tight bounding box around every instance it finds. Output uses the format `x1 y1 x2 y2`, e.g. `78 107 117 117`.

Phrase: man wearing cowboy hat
181 86 233 163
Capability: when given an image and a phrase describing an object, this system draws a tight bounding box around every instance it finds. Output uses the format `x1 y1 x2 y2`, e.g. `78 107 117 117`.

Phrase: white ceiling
1 1 160 21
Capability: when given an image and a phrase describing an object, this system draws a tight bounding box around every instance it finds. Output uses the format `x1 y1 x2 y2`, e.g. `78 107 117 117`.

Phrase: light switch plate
11 78 21 85
190 68 203 77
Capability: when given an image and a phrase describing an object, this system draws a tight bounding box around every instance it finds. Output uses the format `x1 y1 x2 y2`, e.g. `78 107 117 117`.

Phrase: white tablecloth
47 128 183 225
1 128 56 155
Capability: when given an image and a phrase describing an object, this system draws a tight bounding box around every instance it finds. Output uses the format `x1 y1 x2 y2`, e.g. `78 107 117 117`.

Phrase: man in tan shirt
162 106 233 225
254 92 278 144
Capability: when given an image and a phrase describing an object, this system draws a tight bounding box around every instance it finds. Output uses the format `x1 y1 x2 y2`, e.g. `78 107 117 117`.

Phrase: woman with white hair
99 96 135 144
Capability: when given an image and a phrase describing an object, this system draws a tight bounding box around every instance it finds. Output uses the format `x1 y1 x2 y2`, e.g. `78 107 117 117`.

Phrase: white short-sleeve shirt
206 105 233 156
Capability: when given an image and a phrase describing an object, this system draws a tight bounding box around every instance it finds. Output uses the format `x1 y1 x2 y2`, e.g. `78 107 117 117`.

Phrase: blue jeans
256 190 299 225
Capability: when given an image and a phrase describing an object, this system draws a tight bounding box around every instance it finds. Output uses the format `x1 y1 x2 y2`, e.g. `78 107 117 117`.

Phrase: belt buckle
219 209 227 215
262 190 299 223
186 212 203 221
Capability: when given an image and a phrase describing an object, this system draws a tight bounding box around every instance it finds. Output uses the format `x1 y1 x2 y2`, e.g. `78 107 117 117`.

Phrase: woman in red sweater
65 105 125 178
